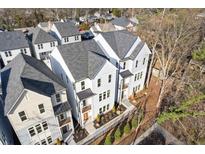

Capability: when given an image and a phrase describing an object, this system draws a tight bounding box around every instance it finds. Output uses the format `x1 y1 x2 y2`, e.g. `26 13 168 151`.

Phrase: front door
83 112 89 121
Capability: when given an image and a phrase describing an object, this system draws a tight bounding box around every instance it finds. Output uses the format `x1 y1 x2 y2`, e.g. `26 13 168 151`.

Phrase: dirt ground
90 76 162 145
117 76 161 145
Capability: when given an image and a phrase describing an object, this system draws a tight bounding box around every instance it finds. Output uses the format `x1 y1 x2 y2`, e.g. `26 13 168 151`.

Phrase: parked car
81 31 94 40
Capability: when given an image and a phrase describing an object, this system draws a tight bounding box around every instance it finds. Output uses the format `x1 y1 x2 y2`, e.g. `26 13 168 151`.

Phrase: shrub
104 135 112 145
112 106 116 113
124 123 131 134
131 117 138 129
79 23 90 30
192 47 205 61
114 127 121 141
96 114 101 123
112 8 121 17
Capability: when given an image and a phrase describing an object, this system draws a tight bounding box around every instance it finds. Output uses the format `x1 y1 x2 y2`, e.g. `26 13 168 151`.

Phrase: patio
93 104 126 129
73 120 89 143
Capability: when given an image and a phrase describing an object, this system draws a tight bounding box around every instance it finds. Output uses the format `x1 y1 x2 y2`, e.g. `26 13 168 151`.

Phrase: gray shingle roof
111 17 136 27
124 41 145 60
54 22 80 37
0 31 29 51
39 22 48 28
101 30 137 59
120 70 133 78
1 54 66 115
28 27 57 44
53 102 71 116
57 39 108 81
76 88 96 100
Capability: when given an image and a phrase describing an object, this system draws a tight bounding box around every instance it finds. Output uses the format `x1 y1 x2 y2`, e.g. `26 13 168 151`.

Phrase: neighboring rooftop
57 39 108 81
101 30 138 59
111 16 136 27
98 23 116 32
28 27 57 44
0 31 29 51
1 54 66 115
53 21 80 37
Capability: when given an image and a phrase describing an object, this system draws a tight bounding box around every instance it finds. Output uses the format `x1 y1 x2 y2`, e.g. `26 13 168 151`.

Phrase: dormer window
81 81 85 90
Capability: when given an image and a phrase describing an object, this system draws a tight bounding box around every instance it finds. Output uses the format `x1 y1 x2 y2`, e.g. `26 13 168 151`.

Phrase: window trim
97 78 101 87
135 60 138 68
18 111 27 122
28 127 36 137
42 121 48 131
38 104 45 114
56 93 61 103
35 124 42 134
99 93 102 102
81 81 85 90
108 74 112 83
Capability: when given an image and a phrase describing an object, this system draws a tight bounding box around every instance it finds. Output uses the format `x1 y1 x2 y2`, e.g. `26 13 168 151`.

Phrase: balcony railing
59 117 71 127
82 105 91 113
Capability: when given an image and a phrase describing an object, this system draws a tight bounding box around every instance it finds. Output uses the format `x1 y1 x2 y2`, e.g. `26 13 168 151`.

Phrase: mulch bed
93 105 126 129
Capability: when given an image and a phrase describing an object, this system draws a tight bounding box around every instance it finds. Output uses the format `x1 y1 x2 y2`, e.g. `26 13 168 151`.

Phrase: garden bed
93 105 126 129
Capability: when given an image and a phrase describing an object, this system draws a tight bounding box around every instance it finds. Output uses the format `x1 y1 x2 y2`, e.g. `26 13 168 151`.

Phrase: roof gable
1 54 65 115
54 22 80 37
101 30 137 59
28 27 56 44
57 40 108 81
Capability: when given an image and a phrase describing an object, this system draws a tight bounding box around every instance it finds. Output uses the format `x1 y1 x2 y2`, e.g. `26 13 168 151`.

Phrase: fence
77 105 136 145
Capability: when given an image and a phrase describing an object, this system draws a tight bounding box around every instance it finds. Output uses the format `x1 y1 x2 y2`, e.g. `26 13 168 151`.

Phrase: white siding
0 47 31 66
50 48 79 122
7 90 62 145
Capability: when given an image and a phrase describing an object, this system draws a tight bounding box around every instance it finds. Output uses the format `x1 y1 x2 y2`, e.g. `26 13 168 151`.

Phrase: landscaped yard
93 104 126 129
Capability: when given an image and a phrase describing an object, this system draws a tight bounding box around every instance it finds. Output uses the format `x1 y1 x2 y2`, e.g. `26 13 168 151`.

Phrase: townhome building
0 31 31 66
27 27 58 69
50 40 117 128
0 96 14 145
94 30 151 103
51 21 81 45
1 54 74 145
111 17 137 31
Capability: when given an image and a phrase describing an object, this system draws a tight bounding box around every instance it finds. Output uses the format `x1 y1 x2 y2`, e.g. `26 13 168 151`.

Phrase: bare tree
138 9 203 113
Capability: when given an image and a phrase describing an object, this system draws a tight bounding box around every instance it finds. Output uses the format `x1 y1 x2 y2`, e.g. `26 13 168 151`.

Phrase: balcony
122 83 128 89
59 117 71 127
82 105 91 113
